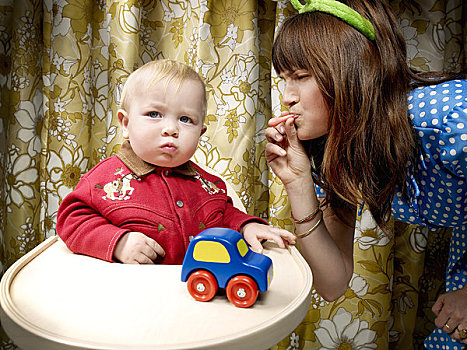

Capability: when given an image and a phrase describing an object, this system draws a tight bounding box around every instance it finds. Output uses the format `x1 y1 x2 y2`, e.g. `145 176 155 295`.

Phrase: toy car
181 227 273 308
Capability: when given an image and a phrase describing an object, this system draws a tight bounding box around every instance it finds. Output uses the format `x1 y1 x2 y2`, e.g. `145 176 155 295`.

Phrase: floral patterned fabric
0 0 465 349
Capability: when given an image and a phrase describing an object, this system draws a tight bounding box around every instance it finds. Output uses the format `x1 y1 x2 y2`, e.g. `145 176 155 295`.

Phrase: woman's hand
265 113 312 187
266 113 356 301
433 286 467 343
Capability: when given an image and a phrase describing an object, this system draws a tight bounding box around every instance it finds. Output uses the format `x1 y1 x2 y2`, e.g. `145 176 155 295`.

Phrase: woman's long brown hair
272 0 465 229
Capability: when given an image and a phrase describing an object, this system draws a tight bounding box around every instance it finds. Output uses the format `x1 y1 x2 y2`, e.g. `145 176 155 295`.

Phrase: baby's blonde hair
119 59 207 115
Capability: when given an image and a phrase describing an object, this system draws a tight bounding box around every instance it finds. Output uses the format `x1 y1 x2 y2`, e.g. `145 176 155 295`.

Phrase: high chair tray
1 236 312 350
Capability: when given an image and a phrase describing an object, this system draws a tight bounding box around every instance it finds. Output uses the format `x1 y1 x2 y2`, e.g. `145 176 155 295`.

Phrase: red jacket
56 141 267 264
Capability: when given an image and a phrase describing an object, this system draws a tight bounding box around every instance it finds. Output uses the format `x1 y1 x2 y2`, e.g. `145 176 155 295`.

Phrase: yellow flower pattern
0 0 464 349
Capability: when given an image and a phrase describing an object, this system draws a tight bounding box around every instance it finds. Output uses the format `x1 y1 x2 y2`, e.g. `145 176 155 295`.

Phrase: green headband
290 0 376 41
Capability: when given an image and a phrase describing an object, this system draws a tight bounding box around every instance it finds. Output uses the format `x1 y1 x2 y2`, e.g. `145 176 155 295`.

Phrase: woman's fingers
283 116 300 147
432 297 443 316
268 114 297 127
265 142 287 159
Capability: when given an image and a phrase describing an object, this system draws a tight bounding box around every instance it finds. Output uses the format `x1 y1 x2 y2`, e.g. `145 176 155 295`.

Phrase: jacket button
163 170 169 176
176 200 184 208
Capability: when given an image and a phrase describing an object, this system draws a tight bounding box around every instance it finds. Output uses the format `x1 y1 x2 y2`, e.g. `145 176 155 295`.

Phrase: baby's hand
113 231 165 264
241 222 296 254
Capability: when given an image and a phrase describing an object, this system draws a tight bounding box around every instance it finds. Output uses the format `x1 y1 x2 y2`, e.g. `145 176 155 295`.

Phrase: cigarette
268 114 297 127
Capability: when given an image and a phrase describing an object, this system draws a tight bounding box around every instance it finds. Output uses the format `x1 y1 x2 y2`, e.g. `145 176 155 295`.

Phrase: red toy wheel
226 275 258 308
187 270 218 302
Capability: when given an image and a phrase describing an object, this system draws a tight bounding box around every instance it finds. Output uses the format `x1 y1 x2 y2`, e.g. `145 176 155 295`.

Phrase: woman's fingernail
279 126 285 133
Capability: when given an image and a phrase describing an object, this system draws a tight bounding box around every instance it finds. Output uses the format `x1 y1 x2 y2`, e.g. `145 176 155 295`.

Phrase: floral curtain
0 0 464 349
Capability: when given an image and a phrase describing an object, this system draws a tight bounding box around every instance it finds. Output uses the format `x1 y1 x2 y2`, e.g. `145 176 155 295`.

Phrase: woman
265 0 466 348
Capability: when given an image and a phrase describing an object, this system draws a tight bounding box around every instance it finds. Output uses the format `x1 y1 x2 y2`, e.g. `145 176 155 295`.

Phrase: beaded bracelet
291 207 321 224
294 211 323 239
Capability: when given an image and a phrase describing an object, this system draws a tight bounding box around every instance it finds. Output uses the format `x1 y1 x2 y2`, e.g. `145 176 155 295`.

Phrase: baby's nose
161 120 179 136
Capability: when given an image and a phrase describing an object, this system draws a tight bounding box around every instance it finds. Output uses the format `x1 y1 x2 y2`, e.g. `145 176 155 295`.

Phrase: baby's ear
117 109 130 139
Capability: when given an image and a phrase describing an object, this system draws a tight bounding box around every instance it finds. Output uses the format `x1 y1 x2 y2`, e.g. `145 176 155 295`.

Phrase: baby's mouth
161 143 177 152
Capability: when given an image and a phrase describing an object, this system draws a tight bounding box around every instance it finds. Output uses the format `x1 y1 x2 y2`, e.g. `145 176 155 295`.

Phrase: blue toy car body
181 227 273 307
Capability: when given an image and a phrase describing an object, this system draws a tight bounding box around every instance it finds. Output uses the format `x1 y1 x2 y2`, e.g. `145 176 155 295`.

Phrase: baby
57 59 295 264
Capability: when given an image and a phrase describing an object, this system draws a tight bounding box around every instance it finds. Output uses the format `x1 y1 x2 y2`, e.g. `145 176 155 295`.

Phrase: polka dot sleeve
392 79 467 228
438 103 466 178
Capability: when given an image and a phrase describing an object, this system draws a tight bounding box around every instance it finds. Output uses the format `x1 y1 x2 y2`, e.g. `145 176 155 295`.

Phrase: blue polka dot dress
313 79 466 348
391 79 467 350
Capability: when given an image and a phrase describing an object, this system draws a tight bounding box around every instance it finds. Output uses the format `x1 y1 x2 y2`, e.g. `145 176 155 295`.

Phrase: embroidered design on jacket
102 170 137 201
194 171 225 195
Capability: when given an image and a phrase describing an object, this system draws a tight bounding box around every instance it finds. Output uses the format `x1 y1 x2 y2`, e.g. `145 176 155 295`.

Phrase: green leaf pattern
0 0 464 349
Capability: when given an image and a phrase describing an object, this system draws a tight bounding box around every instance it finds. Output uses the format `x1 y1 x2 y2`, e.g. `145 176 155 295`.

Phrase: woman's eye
148 111 161 118
180 116 192 123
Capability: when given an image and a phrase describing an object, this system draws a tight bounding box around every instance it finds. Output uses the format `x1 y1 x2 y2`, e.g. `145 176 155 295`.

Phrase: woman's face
280 70 330 140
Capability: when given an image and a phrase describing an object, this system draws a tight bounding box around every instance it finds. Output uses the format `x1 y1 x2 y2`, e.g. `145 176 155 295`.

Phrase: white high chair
0 163 312 350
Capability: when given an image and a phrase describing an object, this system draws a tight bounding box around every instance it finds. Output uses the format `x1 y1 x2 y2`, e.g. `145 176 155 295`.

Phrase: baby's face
119 77 206 167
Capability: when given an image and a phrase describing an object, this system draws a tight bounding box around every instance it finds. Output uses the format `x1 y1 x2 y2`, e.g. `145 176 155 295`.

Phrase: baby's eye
148 111 161 118
180 116 192 124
